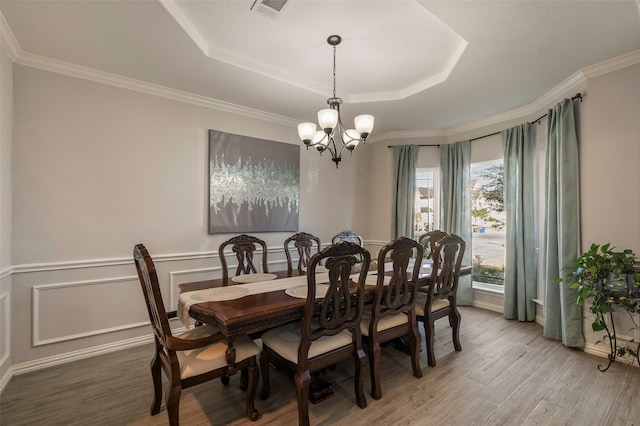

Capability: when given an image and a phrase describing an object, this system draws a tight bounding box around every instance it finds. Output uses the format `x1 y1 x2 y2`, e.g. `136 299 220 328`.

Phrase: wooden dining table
178 263 472 402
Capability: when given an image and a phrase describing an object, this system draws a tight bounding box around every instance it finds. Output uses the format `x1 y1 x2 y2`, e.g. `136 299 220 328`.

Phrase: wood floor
2 307 640 425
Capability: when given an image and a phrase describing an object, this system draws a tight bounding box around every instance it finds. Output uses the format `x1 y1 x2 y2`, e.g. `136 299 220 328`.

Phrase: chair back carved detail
303 242 370 344
218 234 268 285
284 232 321 276
372 236 423 322
418 230 449 260
430 234 465 298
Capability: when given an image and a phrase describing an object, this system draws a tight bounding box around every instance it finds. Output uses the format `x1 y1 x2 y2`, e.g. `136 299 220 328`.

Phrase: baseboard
0 365 12 394
472 299 503 314
584 341 640 367
12 334 153 376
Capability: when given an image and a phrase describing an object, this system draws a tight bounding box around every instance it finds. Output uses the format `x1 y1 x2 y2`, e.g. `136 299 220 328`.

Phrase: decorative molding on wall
168 267 218 309
12 246 289 275
0 268 11 280
0 291 10 368
13 251 217 274
32 276 146 347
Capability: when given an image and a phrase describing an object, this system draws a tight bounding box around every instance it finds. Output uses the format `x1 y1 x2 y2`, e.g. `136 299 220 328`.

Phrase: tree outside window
471 161 505 286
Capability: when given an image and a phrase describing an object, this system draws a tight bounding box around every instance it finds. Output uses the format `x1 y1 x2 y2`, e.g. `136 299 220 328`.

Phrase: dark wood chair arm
166 332 226 351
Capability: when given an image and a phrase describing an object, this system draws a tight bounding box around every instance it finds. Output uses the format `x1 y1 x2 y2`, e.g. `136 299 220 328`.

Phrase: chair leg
240 368 248 391
424 315 437 367
451 307 462 352
259 349 271 400
294 368 311 426
165 383 181 426
245 360 260 421
367 339 382 400
221 375 230 386
408 318 423 378
354 346 368 409
149 348 162 415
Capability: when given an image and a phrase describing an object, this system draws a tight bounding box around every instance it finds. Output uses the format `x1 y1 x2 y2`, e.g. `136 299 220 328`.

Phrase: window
471 160 505 288
414 168 439 235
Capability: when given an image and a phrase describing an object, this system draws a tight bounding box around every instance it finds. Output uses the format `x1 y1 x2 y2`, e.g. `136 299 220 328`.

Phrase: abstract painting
208 129 299 233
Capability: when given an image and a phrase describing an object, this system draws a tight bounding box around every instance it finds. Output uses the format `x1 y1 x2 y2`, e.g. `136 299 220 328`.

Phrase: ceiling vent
250 0 290 19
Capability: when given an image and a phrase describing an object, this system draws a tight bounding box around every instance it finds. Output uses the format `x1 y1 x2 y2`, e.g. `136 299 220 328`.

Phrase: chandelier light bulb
298 122 317 144
355 114 374 138
318 109 339 132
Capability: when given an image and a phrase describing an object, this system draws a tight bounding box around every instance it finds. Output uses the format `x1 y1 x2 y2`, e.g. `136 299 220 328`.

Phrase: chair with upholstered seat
218 234 268 285
361 236 423 399
415 234 466 367
418 229 449 260
331 230 364 247
260 241 370 426
284 231 322 276
134 244 260 425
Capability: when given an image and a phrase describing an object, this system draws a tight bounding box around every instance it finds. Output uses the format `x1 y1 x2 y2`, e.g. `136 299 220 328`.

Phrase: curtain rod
530 92 583 125
388 92 583 147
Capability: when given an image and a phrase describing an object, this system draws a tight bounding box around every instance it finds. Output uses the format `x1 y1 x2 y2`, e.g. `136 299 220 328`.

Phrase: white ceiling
1 0 639 138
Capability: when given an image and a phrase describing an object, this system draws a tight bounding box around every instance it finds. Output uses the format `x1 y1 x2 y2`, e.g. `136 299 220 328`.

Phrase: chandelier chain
332 45 337 99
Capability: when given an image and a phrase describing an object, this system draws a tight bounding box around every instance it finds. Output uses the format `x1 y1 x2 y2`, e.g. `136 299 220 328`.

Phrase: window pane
415 168 438 234
471 160 505 286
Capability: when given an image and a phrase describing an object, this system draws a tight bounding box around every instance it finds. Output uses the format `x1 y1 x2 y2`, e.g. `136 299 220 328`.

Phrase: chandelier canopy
297 35 374 168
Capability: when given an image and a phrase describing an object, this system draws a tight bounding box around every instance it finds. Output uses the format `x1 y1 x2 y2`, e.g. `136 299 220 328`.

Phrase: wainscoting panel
32 276 148 346
168 267 218 310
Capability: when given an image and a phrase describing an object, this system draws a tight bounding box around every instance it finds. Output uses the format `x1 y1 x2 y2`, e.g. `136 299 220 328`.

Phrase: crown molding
0 10 298 128
3 8 639 144
373 49 640 143
14 50 298 127
581 49 640 79
368 129 448 144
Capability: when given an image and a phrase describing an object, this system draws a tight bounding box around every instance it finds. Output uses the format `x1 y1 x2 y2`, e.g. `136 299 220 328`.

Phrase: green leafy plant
561 243 640 370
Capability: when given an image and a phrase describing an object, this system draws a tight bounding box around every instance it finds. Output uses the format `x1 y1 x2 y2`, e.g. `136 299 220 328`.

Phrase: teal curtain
542 99 584 348
440 141 472 305
392 145 418 239
502 123 537 321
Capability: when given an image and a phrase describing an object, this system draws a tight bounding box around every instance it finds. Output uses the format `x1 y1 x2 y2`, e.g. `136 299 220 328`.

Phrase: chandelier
297 35 374 168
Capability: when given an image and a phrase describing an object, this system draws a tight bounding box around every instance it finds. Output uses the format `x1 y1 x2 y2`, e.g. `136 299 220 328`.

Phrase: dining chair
218 234 268 285
260 241 370 426
418 229 449 260
133 244 260 425
284 231 322 276
415 234 466 367
331 229 364 247
361 236 423 400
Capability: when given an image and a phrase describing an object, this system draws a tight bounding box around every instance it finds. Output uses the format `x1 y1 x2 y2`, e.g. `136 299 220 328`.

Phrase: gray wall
0 43 13 389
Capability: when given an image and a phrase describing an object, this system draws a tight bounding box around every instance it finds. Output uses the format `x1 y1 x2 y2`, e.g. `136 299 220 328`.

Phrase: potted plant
562 243 640 371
